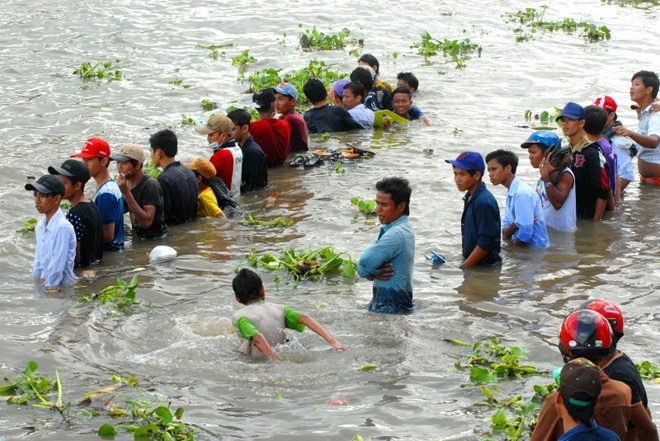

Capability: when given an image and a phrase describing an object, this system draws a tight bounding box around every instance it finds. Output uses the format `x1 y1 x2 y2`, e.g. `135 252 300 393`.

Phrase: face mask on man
208 141 220 152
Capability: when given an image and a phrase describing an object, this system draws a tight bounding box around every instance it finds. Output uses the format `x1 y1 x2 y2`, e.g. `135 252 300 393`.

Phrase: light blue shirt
358 215 415 313
33 208 77 288
637 104 660 165
504 176 550 247
348 103 375 128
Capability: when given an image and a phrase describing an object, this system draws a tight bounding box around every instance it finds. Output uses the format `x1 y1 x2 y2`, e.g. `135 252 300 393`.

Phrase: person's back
302 78 363 134
251 118 291 167
532 371 631 441
157 162 198 225
231 268 344 359
304 105 363 133
573 140 609 219
251 88 291 167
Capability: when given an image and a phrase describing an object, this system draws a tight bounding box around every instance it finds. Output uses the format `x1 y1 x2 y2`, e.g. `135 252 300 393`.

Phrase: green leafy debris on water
73 60 122 81
246 246 357 282
180 114 196 127
0 361 67 413
350 197 377 215
232 49 256 77
240 213 294 228
443 338 472 346
637 360 660 383
17 217 38 234
504 6 611 43
169 78 192 88
144 161 162 179
201 98 217 111
77 276 139 310
455 337 542 383
196 42 233 61
357 364 378 371
411 32 482 69
298 25 360 51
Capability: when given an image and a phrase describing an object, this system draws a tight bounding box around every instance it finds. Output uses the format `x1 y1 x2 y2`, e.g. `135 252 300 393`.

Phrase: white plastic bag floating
149 245 177 264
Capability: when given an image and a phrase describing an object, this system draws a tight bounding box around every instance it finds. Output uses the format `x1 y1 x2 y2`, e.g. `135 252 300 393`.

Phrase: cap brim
25 182 53 194
195 126 215 135
110 154 133 162
48 165 74 177
445 159 467 170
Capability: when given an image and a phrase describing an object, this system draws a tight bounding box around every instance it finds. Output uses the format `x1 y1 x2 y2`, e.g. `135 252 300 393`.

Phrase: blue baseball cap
274 82 299 100
556 102 585 121
332 79 351 99
445 151 485 174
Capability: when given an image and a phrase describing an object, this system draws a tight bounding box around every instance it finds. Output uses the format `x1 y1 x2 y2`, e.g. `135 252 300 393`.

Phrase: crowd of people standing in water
23 54 658 438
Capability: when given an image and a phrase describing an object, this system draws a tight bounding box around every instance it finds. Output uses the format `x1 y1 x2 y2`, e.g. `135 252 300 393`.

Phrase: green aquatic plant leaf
17 217 38 234
97 423 117 436
357 364 378 371
240 213 294 228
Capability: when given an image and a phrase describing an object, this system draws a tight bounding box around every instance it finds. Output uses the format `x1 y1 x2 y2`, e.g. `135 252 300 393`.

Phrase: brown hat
184 158 216 180
195 115 233 135
110 143 145 163
559 358 601 408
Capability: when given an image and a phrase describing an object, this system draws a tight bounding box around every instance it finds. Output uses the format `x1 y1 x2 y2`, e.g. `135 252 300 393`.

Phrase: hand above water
373 262 394 280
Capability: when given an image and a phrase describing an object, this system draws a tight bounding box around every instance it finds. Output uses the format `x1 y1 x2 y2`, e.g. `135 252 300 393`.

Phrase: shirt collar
571 134 591 153
380 215 408 234
45 208 64 231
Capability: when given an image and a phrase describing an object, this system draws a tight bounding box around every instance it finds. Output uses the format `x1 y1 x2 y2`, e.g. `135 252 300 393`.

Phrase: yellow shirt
197 187 223 218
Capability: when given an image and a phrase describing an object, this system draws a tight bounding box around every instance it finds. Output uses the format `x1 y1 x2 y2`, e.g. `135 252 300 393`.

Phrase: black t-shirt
128 174 166 239
157 161 198 225
67 201 103 267
240 136 268 193
571 141 610 219
603 351 648 407
303 105 364 134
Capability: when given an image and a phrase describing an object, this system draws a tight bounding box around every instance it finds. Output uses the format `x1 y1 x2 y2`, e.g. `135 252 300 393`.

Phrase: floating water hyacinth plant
246 246 357 282
505 6 611 43
411 32 482 69
78 276 139 310
350 197 377 215
298 25 360 51
0 361 67 413
16 217 37 234
240 213 295 228
73 60 122 81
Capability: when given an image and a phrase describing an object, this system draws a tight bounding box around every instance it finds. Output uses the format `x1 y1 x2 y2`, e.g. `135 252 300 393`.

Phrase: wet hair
392 86 412 100
397 72 419 92
632 70 659 99
485 149 519 175
343 81 366 102
563 396 596 426
375 177 412 216
302 79 328 104
583 105 608 135
227 108 251 130
349 67 374 93
232 268 263 304
149 129 178 158
358 53 380 74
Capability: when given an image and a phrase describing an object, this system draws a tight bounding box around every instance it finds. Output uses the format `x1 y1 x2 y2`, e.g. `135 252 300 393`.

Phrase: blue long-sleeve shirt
503 176 550 248
358 215 414 313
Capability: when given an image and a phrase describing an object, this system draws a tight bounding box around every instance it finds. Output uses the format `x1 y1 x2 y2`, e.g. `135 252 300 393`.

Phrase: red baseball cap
593 95 617 112
71 138 111 158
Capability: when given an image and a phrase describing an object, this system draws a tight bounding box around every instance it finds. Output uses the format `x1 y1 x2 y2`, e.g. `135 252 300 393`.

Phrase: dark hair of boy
149 129 178 158
375 177 411 216
632 70 660 98
232 268 263 304
397 72 419 92
349 67 374 93
583 105 609 135
391 86 412 100
343 81 366 103
302 79 327 105
358 53 380 74
485 149 519 174
227 108 252 130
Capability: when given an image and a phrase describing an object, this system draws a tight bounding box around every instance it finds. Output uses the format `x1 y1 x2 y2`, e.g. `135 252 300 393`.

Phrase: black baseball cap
25 175 65 196
48 159 91 184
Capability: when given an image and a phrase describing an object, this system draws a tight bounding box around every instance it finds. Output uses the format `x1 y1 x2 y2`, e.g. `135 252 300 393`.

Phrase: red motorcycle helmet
559 310 614 363
578 299 624 344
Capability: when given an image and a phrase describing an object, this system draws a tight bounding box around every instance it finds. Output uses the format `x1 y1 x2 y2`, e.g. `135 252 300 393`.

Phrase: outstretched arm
298 314 345 351
251 333 278 360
